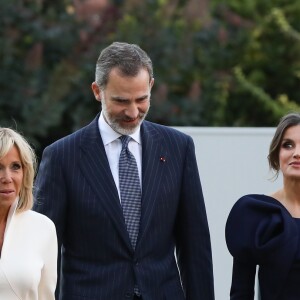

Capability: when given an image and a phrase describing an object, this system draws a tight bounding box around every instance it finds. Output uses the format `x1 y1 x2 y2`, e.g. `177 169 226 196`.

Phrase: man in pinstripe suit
33 42 214 300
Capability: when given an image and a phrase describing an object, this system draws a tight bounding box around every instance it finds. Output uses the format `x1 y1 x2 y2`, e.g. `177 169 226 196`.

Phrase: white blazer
0 199 57 300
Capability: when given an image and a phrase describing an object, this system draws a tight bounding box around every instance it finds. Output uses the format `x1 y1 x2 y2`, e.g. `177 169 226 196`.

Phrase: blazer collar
1 198 18 259
137 121 166 248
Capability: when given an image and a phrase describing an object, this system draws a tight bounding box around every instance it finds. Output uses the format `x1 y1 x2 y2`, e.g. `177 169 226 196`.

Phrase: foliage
212 1 300 125
1 0 300 155
0 0 119 155
111 0 230 126
0 0 79 153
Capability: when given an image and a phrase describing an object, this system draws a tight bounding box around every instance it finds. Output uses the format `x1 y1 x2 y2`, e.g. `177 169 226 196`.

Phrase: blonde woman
0 127 57 300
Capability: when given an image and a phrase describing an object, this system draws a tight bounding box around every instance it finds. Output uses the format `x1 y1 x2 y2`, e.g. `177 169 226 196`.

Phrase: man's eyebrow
111 94 149 101
111 96 128 101
136 94 149 100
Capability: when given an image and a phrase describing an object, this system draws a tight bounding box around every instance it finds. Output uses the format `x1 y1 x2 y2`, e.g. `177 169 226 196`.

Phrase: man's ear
150 78 155 89
91 82 101 102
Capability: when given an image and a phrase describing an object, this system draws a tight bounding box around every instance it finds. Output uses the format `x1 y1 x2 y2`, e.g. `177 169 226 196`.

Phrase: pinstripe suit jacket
33 114 214 300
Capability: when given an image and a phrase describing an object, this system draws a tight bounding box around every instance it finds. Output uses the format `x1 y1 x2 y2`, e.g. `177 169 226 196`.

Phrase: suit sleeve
225 197 259 300
229 258 256 299
34 144 67 244
175 136 215 300
33 144 67 298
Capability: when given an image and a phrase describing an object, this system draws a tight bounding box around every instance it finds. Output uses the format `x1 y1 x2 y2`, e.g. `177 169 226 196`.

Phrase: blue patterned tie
119 135 141 250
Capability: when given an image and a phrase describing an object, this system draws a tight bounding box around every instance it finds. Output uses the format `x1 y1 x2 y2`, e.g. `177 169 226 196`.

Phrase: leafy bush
1 0 300 155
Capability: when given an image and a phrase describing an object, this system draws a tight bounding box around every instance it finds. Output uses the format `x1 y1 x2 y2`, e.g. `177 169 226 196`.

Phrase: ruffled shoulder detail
225 194 298 264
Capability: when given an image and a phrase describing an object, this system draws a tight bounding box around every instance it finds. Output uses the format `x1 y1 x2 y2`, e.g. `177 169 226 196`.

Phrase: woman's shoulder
234 193 284 208
229 194 291 218
13 210 57 256
226 194 298 262
16 210 56 231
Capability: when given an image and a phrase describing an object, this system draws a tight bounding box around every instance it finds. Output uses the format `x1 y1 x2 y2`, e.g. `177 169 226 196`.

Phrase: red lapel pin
160 156 166 162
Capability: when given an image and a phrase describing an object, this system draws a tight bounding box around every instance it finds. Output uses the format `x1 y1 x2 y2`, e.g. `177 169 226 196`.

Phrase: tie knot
119 135 131 149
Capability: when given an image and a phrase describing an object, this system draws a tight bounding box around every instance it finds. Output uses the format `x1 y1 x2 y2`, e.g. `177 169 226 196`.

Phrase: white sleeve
38 220 58 300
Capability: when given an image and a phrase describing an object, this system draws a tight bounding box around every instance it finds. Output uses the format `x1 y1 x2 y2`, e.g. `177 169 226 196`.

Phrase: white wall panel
174 127 281 300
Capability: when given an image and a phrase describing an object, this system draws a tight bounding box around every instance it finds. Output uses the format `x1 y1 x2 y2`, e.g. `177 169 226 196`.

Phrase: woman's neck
272 179 300 217
0 208 10 256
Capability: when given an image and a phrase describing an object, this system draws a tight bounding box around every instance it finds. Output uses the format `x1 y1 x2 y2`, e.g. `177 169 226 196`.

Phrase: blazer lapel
78 116 131 248
0 258 22 299
0 210 23 300
138 121 166 246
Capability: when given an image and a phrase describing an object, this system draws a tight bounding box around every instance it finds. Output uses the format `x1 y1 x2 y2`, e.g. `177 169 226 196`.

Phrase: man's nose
125 104 139 118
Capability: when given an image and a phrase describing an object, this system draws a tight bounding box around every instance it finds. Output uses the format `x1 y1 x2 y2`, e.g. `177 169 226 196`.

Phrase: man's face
92 68 154 135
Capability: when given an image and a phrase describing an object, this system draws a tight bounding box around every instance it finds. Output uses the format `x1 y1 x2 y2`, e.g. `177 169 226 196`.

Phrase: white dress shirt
98 113 142 201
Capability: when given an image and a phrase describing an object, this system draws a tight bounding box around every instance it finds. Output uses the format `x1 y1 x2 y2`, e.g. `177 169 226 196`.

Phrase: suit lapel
138 121 166 246
78 116 131 248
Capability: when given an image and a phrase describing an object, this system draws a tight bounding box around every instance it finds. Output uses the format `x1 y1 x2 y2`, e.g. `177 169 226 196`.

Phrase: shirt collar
99 112 141 145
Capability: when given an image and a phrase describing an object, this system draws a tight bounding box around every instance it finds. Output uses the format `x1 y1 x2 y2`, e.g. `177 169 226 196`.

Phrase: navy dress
226 194 300 300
